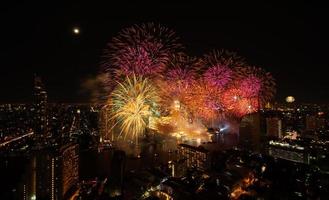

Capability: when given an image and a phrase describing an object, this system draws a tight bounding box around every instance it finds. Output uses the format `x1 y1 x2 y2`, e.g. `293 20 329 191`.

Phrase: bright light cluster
102 23 276 142
109 75 159 143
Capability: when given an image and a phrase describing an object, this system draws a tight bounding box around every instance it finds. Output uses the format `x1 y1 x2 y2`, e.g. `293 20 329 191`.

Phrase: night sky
0 2 328 103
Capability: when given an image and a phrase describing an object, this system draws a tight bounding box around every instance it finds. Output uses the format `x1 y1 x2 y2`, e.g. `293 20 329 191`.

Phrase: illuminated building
160 178 192 199
99 105 115 143
15 144 79 200
266 117 282 138
33 75 48 135
60 143 79 199
38 144 79 200
268 140 309 164
178 143 210 171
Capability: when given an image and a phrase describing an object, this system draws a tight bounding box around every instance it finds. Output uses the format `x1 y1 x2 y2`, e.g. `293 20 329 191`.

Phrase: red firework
185 79 223 121
164 54 201 99
202 50 243 89
222 87 259 117
99 23 276 122
236 66 276 105
103 23 182 79
204 65 233 89
239 75 261 98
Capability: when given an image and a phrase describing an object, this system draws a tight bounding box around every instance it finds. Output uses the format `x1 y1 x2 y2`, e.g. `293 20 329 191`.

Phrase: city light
0 131 34 147
3 6 327 200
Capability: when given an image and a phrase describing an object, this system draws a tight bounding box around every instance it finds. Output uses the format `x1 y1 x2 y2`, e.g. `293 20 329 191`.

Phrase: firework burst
221 87 257 117
185 79 224 121
159 54 201 104
110 75 159 143
201 50 243 89
236 66 276 104
100 24 277 139
103 23 182 79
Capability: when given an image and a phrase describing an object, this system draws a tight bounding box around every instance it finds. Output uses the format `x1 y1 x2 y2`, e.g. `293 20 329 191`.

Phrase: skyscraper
239 113 265 151
37 143 79 200
33 75 48 135
108 150 126 198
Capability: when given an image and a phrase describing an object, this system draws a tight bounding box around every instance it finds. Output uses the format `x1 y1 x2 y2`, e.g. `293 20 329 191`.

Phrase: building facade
33 75 48 135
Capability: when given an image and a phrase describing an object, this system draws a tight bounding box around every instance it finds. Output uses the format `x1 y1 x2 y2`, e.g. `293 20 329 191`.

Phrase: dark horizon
1 2 328 104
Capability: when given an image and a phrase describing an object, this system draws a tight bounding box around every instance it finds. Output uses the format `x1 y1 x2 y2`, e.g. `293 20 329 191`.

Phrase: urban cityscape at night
1 2 328 200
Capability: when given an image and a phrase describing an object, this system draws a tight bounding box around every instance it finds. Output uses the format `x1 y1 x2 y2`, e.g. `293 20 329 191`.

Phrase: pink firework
236 66 276 105
204 65 233 89
166 68 195 95
113 45 164 77
202 50 245 70
103 23 182 79
201 50 245 89
164 54 201 99
222 87 259 117
160 54 200 104
239 75 261 98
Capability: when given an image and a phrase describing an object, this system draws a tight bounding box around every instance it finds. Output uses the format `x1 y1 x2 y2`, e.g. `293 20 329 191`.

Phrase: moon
73 27 80 35
285 96 295 103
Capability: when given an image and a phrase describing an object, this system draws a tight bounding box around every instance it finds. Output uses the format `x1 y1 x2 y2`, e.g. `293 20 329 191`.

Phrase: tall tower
99 105 114 142
33 75 48 135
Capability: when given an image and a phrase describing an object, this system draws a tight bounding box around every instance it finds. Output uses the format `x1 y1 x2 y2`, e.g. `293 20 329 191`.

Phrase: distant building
266 117 282 138
20 143 79 200
99 105 115 142
33 75 48 135
42 144 79 200
305 115 326 131
268 140 308 164
178 143 210 171
60 143 79 199
305 115 317 131
239 113 265 151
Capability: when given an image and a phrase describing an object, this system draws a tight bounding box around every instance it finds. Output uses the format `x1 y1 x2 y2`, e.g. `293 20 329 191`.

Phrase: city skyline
1 2 328 103
1 2 329 199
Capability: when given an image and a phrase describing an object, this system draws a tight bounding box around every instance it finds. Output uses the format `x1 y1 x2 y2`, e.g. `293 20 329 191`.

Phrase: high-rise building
37 144 79 200
99 105 115 142
60 143 79 199
17 143 79 200
178 143 210 171
268 140 308 164
33 75 48 135
239 113 266 151
108 150 126 198
266 117 282 138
